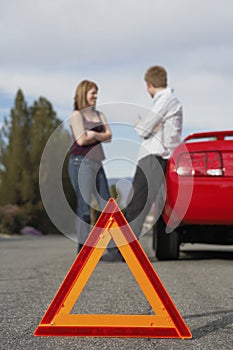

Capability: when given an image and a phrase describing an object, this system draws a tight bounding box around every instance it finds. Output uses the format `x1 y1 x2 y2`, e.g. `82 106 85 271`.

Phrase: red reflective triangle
34 198 192 339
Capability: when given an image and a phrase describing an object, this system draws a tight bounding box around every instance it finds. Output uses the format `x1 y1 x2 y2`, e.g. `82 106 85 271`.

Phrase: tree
0 89 30 204
22 96 67 231
0 90 74 234
110 184 122 206
26 97 61 204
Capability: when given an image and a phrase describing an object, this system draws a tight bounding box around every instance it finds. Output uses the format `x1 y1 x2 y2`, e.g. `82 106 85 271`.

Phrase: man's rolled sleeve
135 110 162 138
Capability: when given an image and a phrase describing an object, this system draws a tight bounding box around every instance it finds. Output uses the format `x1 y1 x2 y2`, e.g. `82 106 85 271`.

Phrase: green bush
0 204 27 234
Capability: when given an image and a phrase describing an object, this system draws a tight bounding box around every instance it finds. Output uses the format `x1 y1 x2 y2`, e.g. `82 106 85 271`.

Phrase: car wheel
153 217 180 260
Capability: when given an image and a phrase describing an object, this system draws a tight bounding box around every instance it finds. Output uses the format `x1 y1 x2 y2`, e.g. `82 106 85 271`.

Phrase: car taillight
177 151 223 176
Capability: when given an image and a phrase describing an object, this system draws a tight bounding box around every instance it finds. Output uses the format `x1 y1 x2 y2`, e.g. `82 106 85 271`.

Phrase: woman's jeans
68 155 110 245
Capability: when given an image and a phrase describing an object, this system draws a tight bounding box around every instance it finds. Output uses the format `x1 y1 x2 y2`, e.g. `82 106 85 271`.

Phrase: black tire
153 217 180 260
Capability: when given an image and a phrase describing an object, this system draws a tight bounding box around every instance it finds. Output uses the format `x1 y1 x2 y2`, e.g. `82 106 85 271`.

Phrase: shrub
0 204 27 234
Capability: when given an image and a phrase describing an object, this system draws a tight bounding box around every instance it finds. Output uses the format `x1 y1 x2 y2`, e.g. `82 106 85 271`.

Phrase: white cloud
1 0 232 68
0 0 232 134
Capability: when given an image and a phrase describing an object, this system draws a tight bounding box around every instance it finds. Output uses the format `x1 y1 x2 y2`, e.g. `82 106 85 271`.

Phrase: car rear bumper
163 177 233 227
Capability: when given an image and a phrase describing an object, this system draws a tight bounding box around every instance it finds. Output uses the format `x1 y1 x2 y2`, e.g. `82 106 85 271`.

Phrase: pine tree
27 97 61 204
0 90 75 234
0 89 30 204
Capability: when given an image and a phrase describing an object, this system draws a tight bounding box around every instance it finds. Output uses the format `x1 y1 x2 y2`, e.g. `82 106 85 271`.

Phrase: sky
0 0 233 178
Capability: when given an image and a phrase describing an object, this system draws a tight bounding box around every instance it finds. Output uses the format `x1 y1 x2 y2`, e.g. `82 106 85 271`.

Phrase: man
125 65 183 238
102 65 183 261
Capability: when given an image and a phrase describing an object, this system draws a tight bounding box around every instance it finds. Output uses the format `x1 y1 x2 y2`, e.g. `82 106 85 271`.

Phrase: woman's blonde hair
73 80 98 111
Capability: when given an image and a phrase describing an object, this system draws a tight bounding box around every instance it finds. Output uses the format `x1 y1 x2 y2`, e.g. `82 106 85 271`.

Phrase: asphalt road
0 234 233 350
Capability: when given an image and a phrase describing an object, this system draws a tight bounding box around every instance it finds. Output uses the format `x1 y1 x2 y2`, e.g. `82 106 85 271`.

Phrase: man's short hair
144 66 167 88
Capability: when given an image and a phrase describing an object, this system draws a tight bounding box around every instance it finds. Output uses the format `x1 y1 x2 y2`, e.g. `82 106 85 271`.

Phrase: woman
69 80 112 253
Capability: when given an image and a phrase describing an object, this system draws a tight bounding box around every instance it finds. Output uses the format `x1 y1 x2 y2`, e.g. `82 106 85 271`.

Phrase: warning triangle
34 198 192 338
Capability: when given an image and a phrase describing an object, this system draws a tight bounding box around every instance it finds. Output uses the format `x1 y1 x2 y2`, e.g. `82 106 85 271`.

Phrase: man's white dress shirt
135 88 183 161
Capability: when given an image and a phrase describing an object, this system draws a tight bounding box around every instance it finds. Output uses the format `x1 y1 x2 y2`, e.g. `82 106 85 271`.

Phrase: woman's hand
86 130 97 138
94 130 112 143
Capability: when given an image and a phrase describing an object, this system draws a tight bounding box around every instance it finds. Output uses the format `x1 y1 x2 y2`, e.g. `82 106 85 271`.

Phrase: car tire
153 217 180 260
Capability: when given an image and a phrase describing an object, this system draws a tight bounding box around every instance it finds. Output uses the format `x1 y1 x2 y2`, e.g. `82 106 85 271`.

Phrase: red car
153 130 233 260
